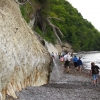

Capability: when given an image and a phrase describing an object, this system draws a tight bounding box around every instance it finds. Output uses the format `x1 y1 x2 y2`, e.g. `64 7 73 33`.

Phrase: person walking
73 55 78 71
77 57 83 73
64 53 72 73
60 55 64 66
90 62 99 86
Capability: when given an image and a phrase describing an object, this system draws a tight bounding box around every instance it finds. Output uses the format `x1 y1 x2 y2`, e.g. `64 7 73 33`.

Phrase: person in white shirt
64 53 72 73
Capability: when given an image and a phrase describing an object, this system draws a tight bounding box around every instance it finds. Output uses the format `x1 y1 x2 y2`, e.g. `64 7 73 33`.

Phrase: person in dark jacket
90 62 100 86
77 57 83 73
73 55 78 70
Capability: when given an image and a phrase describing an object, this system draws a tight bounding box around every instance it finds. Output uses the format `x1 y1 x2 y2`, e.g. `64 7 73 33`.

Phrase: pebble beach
6 56 100 100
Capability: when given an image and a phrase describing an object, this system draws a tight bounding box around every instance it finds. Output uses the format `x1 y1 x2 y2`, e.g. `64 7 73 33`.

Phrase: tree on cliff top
19 0 100 52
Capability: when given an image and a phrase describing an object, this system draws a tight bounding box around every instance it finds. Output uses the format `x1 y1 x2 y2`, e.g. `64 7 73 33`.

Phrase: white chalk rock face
0 0 51 99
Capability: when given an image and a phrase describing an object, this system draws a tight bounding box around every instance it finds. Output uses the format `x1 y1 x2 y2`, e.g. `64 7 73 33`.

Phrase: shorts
92 74 98 80
74 62 77 67
64 60 70 68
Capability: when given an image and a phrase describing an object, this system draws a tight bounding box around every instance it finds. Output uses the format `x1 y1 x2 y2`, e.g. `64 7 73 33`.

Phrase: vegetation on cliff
18 0 100 52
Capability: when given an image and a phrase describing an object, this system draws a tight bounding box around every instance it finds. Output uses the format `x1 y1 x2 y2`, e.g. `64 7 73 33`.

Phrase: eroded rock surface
0 0 51 99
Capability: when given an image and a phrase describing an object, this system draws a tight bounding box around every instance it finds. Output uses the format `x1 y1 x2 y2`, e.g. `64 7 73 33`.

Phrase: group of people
60 52 83 73
61 53 100 86
51 51 100 86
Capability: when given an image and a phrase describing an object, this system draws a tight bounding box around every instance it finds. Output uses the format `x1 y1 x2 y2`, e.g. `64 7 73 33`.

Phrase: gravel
6 57 100 100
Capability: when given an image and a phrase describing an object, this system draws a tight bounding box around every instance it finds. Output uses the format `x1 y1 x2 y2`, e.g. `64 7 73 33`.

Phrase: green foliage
20 0 100 52
46 0 100 51
20 3 33 23
35 26 56 44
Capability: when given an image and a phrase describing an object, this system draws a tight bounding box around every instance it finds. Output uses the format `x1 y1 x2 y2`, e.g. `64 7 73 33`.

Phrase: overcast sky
67 0 100 31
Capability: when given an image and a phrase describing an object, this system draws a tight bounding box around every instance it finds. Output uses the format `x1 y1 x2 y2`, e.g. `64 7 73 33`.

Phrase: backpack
94 67 99 74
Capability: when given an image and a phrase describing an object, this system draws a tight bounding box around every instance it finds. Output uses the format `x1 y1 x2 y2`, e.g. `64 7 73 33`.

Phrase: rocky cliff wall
0 0 51 99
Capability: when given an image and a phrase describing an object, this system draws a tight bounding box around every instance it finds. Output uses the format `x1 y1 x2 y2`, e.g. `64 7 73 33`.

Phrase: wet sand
6 56 100 100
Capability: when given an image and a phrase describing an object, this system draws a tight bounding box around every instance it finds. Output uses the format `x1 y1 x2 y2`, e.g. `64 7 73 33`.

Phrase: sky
67 0 100 31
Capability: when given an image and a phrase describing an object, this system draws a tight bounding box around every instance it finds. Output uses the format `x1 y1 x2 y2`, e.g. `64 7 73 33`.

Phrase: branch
48 17 64 37
55 27 64 37
14 0 30 5
46 17 64 46
53 26 62 45
27 0 32 5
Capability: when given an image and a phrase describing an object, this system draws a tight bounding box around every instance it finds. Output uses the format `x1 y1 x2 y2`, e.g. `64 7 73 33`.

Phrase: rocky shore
6 56 100 100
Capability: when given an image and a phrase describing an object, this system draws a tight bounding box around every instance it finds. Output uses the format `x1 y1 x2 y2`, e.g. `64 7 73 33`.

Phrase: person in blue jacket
73 55 78 70
77 57 83 73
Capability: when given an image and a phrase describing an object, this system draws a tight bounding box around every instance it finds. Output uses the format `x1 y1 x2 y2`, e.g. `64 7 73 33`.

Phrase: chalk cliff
0 0 51 99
